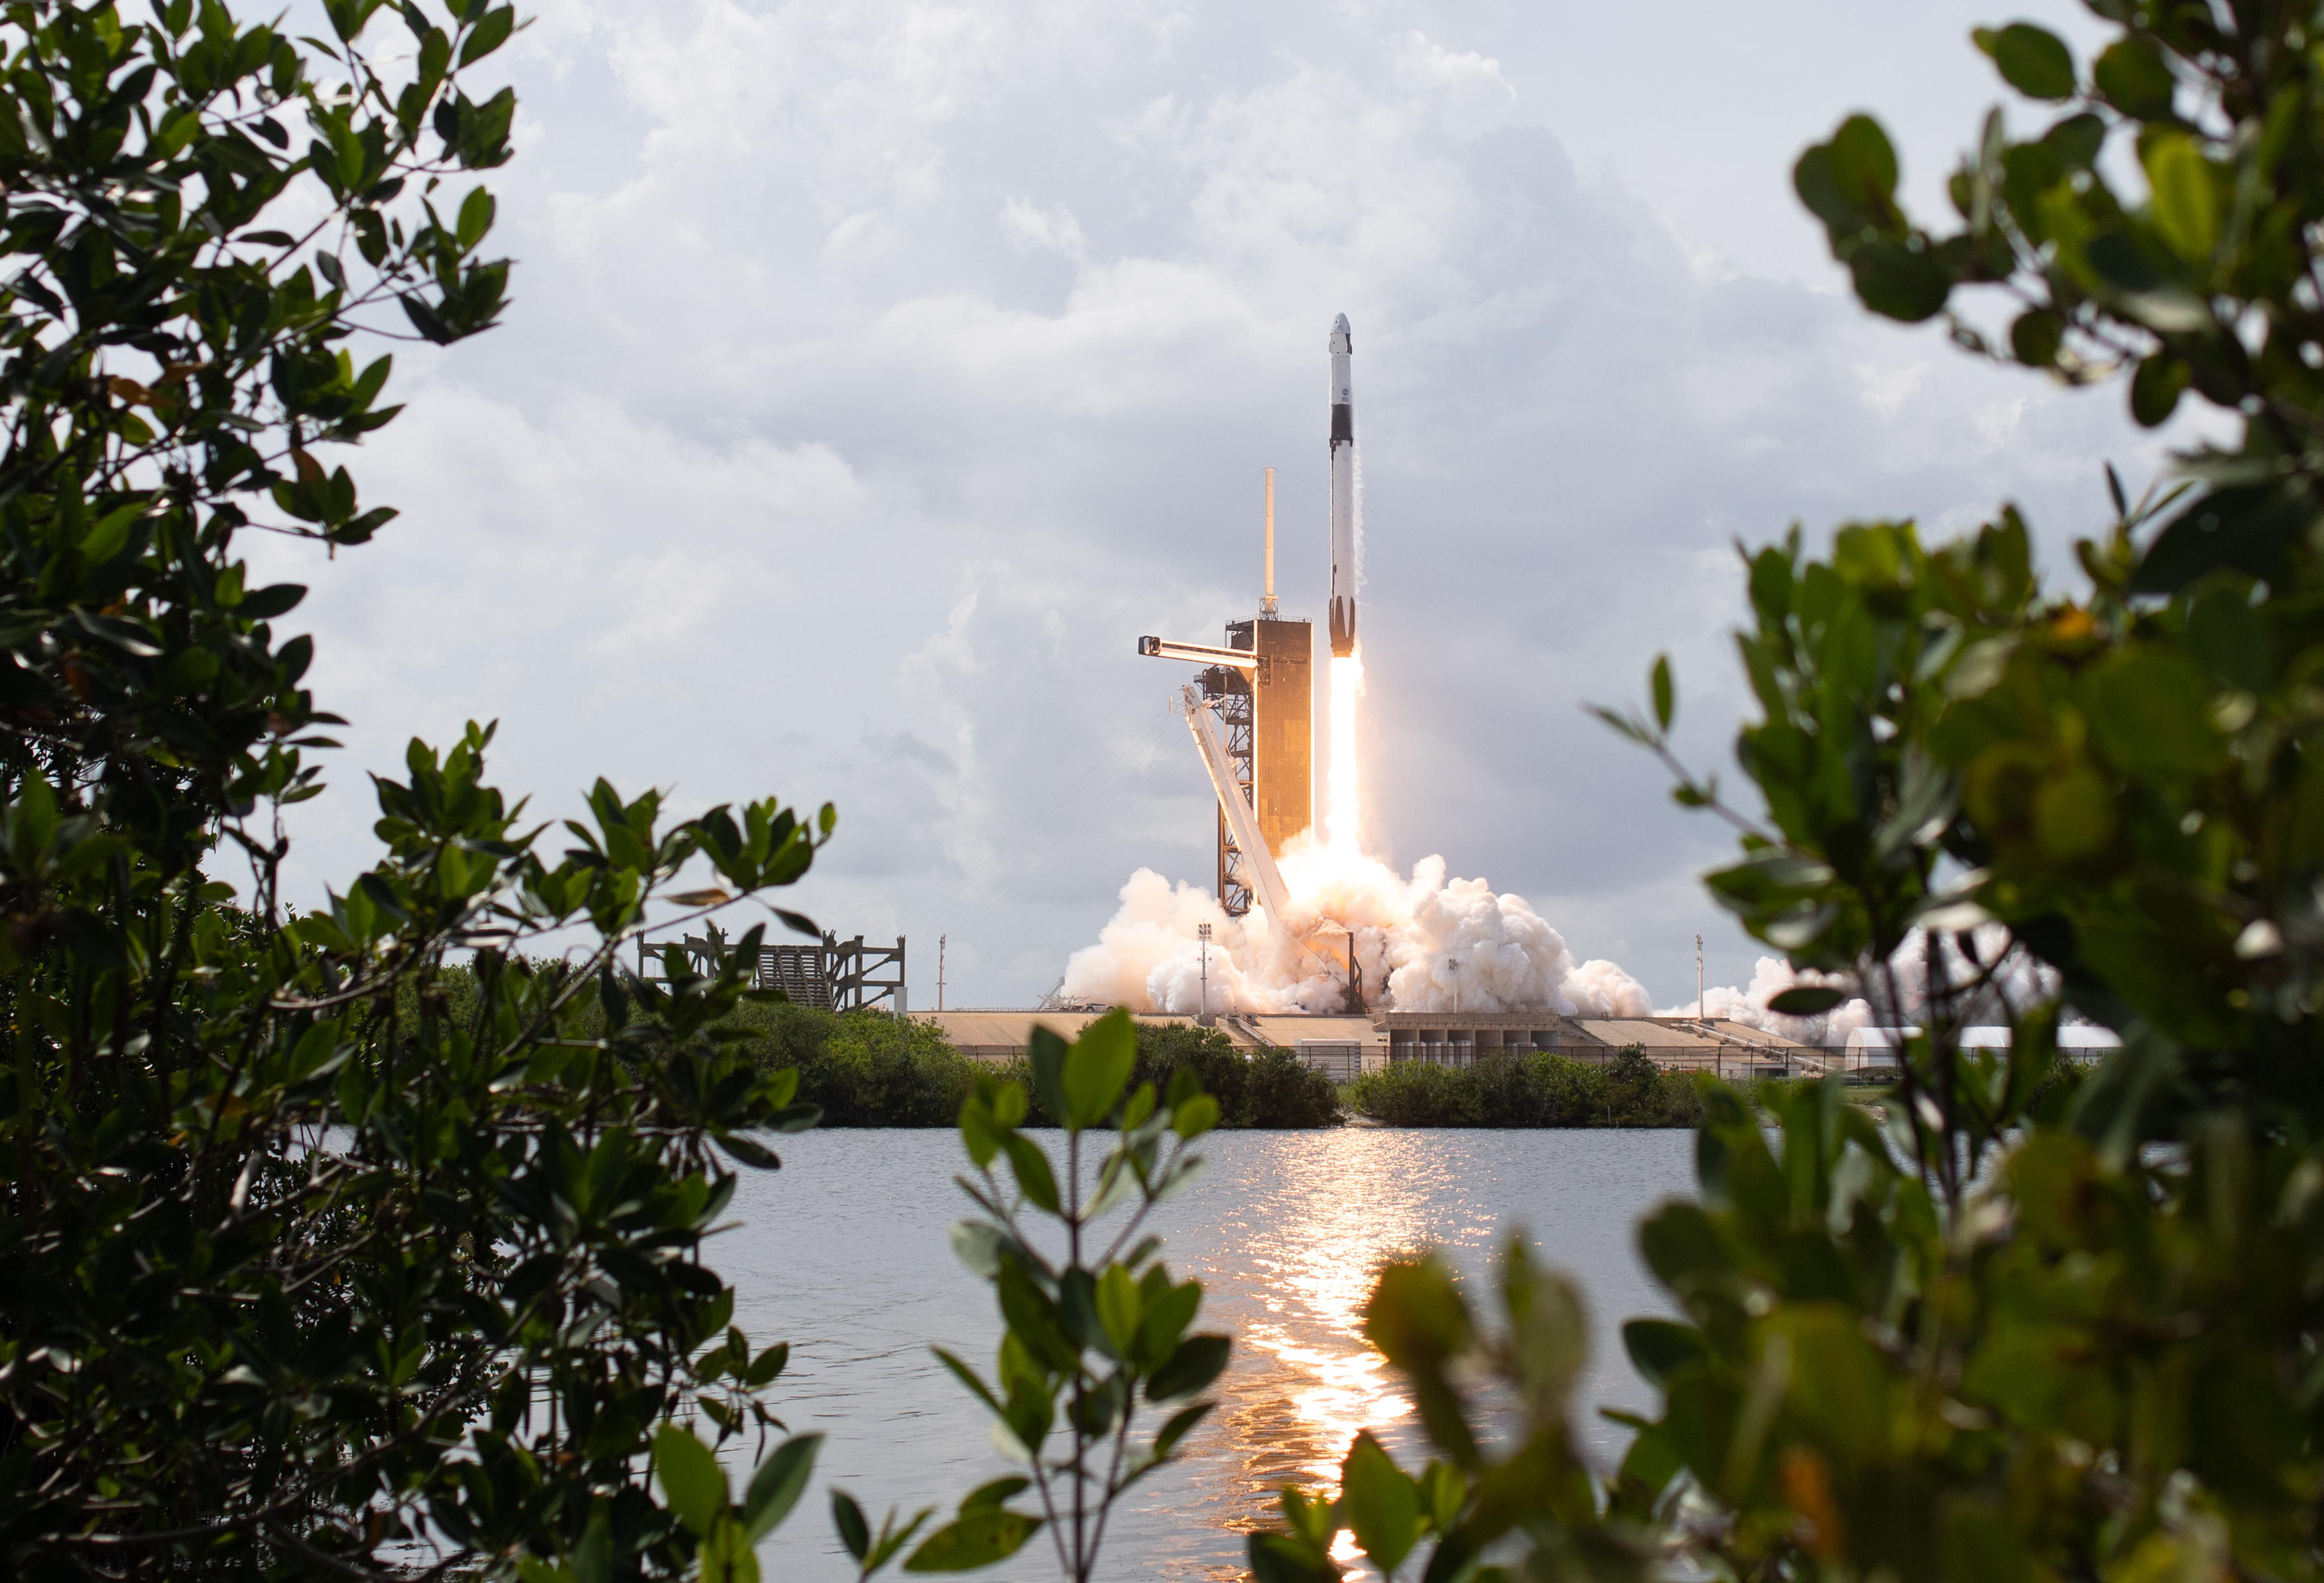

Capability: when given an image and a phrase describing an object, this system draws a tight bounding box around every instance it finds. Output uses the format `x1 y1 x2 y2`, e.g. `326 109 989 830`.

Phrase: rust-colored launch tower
1200 614 1312 914
1241 617 1313 861
1135 469 1315 917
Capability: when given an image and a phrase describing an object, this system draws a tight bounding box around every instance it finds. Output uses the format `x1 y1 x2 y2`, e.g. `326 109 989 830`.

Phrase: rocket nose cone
1332 313 1351 332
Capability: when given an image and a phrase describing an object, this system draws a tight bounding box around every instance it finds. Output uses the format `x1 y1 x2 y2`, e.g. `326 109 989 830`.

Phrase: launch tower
1195 615 1312 915
1136 470 1314 917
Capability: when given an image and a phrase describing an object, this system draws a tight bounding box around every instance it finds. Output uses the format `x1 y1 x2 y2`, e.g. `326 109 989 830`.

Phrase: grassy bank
1349 1045 1705 1128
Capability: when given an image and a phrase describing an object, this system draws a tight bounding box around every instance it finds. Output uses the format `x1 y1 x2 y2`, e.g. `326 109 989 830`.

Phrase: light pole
1197 923 1213 1027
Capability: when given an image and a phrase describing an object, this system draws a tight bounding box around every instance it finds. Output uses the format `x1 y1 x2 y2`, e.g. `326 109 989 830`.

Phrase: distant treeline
1349 1046 1707 1128
500 967 1343 1128
420 962 1347 1127
418 962 1748 1130
711 1009 1343 1129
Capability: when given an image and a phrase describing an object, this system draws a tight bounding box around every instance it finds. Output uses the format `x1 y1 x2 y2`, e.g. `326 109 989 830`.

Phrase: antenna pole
938 932 947 1012
1197 922 1213 1027
1260 467 1278 616
1695 932 1704 1021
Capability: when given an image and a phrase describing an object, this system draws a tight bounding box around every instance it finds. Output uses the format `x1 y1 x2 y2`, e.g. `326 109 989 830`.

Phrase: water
726 1127 1698 1578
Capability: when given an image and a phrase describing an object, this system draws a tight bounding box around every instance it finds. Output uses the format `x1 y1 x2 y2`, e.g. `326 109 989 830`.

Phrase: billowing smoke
1060 838 1651 1017
1661 927 2067 1045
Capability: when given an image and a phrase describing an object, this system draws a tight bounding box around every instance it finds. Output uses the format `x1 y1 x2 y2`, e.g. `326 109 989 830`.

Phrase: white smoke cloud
1061 843 1652 1017
1661 928 2069 1045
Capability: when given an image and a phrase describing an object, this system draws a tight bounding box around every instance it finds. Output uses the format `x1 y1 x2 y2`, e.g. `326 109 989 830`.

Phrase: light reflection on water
730 1127 1695 1579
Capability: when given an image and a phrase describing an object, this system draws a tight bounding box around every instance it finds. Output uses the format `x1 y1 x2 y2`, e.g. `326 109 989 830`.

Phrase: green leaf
1340 1433 1421 1577
900 1510 1042 1572
1830 114 1898 205
236 584 308 620
741 1433 822 1541
1172 1092 1219 1139
654 1425 727 1538
1622 1319 1710 1387
2079 647 2223 777
959 1478 1029 1513
574 1505 613 1583
2130 352 2191 427
2095 34 2175 119
2185 584 2272 692
832 1491 871 1561
456 184 497 250
1365 1257 1474 1371
715 1131 782 1170
1003 1133 1060 1212
1064 1007 1136 1131
1849 240 1951 322
1148 1332 1231 1401
2145 133 2217 261
1766 985 1847 1016
2009 308 2063 367
458 5 515 65
1028 1025 1072 1127
1975 23 2075 101
2134 483 2319 594
80 502 142 563
1096 1264 1142 1356
1247 1531 1341 1583
1650 653 1674 732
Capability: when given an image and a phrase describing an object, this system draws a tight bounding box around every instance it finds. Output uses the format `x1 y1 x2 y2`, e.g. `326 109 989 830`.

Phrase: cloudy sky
253 0 2170 1009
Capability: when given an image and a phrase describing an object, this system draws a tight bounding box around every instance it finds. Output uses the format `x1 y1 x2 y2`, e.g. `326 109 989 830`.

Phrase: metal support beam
1138 635 1258 669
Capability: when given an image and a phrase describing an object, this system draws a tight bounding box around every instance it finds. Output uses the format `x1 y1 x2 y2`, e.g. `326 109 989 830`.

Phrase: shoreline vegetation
1346 1044 1708 1128
430 965 1991 1132
440 966 1750 1129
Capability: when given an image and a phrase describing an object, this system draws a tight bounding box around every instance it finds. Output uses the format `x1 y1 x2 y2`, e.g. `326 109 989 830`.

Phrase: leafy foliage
1350 1046 1707 1129
0 5 848 1576
850 1009 1231 1583
736 1004 983 1127
1125 1021 1341 1128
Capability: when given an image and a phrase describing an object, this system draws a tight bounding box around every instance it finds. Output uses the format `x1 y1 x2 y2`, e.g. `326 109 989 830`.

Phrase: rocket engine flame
1325 653 1362 855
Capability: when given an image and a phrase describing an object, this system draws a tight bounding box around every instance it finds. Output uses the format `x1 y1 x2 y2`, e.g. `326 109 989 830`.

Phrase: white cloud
1001 196 1088 259
1390 31 1519 140
1857 359 1929 418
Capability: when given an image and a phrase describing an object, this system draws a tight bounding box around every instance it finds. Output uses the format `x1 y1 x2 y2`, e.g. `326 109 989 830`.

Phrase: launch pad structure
640 928 907 1013
1197 615 1312 916
1138 468 1313 918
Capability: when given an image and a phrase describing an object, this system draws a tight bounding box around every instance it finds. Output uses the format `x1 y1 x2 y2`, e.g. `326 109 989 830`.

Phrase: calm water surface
725 1128 1696 1579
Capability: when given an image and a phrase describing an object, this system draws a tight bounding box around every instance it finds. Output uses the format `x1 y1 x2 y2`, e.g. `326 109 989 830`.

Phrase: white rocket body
1327 314 1357 659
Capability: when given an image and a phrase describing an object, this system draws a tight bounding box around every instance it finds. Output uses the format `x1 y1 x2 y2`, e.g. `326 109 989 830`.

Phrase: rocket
1327 314 1357 658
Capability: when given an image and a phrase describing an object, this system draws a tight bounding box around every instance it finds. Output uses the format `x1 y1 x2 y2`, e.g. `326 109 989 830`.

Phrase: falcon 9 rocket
1326 314 1357 658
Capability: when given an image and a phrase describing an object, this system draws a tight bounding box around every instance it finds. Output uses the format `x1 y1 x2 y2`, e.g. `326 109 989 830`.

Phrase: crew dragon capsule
1326 314 1357 659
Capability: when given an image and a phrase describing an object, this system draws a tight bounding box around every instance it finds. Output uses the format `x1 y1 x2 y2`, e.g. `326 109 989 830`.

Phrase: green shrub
715 1002 980 1125
1349 1059 1490 1127
992 1020 1341 1128
1240 1045 1345 1128
1349 1044 1705 1128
